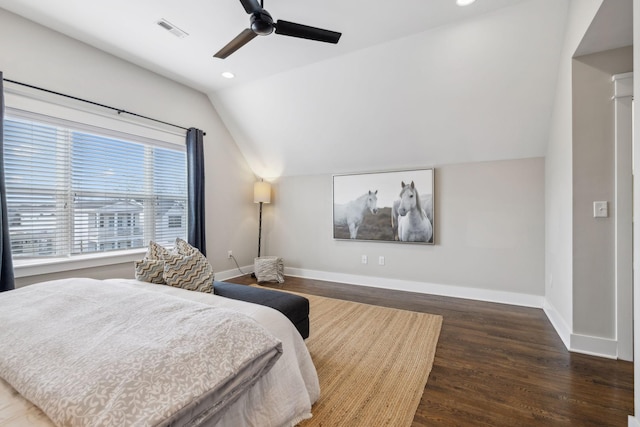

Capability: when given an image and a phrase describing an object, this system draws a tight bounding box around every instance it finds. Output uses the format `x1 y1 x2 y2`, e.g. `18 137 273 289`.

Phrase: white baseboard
284 267 620 359
629 415 640 427
570 333 618 359
215 264 253 281
542 300 618 359
284 267 544 308
542 300 571 350
219 265 619 359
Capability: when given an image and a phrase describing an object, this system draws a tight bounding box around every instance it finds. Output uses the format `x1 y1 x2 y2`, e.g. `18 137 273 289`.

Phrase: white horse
334 190 379 239
391 192 432 240
394 181 432 243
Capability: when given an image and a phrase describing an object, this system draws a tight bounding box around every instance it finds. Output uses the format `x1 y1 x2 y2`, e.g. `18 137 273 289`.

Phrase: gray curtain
186 128 206 256
0 72 15 291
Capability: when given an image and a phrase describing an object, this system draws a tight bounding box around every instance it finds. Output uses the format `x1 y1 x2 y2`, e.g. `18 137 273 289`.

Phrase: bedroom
0 0 637 425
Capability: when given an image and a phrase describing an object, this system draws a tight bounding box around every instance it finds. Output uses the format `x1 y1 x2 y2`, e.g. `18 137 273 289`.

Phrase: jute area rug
293 291 443 427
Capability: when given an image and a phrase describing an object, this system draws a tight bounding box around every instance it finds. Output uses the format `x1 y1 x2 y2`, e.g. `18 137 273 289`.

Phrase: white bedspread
0 279 320 427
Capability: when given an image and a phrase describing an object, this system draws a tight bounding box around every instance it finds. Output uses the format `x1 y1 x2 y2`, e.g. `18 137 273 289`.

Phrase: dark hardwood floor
227 274 634 426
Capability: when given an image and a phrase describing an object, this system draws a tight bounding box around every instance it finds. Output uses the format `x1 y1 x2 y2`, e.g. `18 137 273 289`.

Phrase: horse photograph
333 168 434 244
393 181 433 243
333 190 379 239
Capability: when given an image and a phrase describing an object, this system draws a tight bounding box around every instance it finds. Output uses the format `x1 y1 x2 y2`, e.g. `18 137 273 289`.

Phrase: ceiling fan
214 0 342 59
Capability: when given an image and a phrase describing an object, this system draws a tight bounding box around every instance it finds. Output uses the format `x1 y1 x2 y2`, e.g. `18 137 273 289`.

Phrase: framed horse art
333 168 434 244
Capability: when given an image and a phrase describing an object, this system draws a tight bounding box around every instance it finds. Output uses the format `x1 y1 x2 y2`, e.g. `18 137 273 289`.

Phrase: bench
213 281 310 339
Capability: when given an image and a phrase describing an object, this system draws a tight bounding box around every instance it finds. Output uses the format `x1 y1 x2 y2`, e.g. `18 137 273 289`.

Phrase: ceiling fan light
215 1 341 58
456 0 476 6
250 12 274 35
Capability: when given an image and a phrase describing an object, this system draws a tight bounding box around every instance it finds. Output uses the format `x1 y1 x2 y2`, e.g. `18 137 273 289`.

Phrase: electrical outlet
361 255 368 264
227 250 233 259
379 256 385 266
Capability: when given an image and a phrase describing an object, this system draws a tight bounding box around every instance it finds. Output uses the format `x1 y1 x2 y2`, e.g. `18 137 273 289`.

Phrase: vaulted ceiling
0 0 632 177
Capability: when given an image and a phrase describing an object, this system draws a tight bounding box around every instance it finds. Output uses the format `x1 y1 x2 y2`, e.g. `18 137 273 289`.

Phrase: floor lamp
253 180 271 259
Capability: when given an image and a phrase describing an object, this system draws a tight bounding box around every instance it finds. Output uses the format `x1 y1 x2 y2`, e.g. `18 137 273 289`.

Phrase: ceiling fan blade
239 0 262 14
213 28 258 59
275 20 341 44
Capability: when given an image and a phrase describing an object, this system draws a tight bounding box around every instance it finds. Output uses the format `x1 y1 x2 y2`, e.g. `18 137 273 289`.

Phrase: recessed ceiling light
456 0 476 6
221 72 235 79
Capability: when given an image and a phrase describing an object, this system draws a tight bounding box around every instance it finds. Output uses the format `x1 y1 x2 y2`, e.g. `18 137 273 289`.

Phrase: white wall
544 0 603 346
264 158 545 306
0 8 257 286
572 47 632 341
211 0 569 179
544 1 635 359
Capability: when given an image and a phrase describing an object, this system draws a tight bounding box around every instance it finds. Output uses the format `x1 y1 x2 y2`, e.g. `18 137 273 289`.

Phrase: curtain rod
3 78 206 135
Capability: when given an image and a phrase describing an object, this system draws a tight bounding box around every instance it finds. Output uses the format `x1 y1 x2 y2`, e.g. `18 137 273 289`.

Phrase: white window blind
4 111 187 259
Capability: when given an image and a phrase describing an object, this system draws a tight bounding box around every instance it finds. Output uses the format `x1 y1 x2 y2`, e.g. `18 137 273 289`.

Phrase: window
4 111 187 260
168 215 182 229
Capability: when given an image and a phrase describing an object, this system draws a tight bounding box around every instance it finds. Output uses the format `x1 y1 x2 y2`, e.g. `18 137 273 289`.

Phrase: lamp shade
254 181 271 204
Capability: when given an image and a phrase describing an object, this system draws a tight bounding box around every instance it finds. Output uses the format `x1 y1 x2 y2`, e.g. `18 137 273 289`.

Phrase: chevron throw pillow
134 240 174 285
134 259 165 284
135 239 214 293
163 252 214 293
146 240 174 260
174 237 192 255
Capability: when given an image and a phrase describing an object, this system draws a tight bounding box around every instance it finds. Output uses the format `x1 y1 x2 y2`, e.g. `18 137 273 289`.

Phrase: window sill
14 249 147 278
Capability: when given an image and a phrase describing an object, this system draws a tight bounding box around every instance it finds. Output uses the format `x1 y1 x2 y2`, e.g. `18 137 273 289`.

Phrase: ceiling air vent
157 19 188 38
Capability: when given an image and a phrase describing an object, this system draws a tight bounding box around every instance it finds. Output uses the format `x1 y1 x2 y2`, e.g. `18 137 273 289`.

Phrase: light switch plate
593 201 608 218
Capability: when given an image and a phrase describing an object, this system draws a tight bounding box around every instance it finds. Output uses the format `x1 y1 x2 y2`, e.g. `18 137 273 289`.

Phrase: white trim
283 267 622 359
539 300 619 358
633 13 640 417
613 72 634 361
3 84 185 144
6 107 184 152
569 333 618 359
214 264 254 282
15 251 255 282
614 71 634 80
629 415 640 427
283 267 544 308
13 248 147 278
543 299 572 351
613 72 634 98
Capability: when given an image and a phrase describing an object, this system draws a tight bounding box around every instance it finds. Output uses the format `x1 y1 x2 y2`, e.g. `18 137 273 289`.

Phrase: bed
0 278 320 427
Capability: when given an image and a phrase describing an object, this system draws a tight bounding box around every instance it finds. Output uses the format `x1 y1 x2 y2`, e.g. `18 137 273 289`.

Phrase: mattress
0 278 320 427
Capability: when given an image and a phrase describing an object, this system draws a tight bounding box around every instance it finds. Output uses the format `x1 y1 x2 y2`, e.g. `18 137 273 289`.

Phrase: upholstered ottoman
254 256 284 283
213 281 310 339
